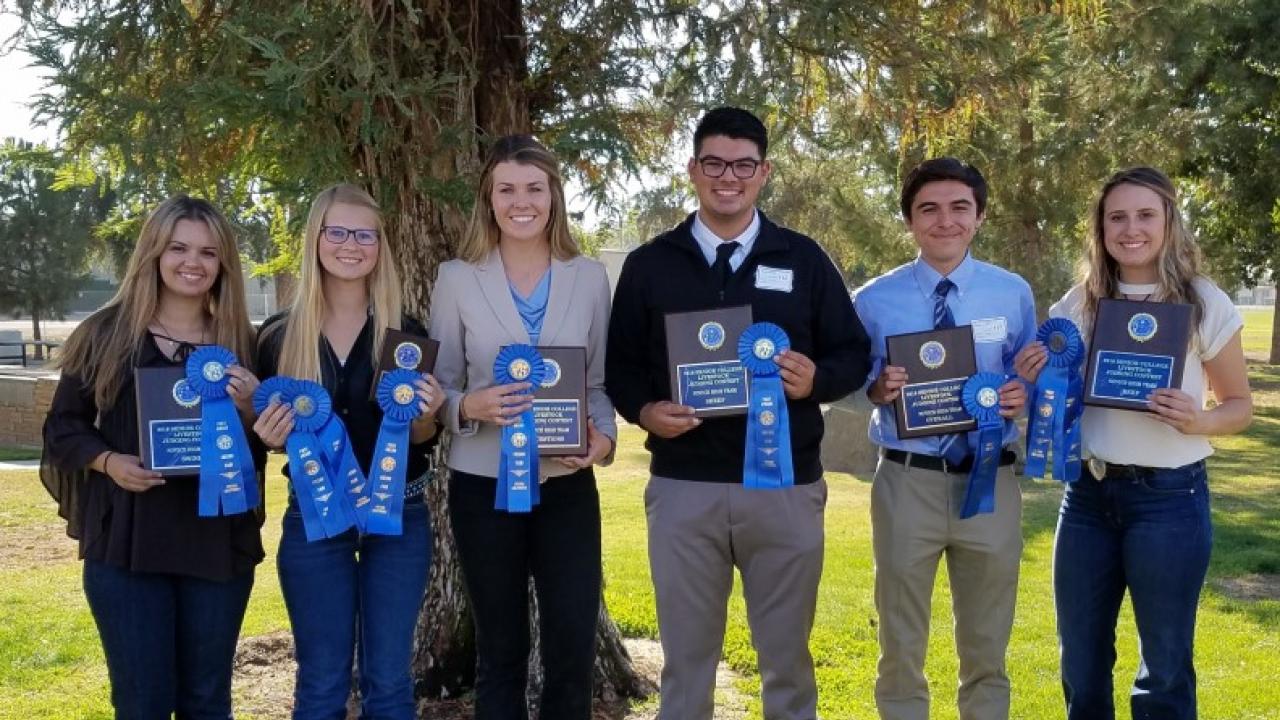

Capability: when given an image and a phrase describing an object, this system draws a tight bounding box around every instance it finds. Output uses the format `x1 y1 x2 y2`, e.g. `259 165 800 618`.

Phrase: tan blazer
428 248 616 479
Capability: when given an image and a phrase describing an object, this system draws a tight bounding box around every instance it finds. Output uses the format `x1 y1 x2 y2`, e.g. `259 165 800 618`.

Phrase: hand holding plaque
1084 299 1192 411
885 326 979 439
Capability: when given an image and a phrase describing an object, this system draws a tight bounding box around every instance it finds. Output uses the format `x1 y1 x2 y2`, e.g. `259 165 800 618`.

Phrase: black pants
449 468 602 720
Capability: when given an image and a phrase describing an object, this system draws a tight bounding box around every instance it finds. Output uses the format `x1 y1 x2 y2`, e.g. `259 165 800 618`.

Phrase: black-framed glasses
697 155 762 179
321 225 380 246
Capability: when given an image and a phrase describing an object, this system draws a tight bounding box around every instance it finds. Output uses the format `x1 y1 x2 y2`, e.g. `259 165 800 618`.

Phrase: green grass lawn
0 447 40 462
1240 306 1272 358
3 318 1279 718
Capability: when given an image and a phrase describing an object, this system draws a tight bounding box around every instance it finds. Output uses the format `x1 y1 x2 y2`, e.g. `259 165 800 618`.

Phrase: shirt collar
691 209 760 265
912 251 976 300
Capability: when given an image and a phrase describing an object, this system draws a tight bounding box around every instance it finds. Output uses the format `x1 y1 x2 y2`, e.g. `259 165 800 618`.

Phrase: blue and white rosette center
737 322 793 490
493 345 546 512
185 346 258 517
1038 318 1084 368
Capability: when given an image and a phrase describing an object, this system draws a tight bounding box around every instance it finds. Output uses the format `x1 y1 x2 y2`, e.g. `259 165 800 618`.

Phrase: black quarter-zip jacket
606 211 872 484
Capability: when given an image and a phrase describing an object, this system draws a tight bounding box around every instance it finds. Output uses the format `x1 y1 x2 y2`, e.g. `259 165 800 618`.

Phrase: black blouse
40 333 265 583
255 312 437 489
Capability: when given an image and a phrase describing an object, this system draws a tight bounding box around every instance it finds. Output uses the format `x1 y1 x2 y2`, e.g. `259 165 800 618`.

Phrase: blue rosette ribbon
1025 318 1085 483
252 376 296 416
959 372 1008 519
737 322 794 490
492 345 545 513
364 369 424 535
185 346 258 517
283 380 357 541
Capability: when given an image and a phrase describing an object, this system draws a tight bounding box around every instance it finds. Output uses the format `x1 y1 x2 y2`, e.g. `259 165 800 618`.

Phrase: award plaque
665 305 753 418
1084 298 1192 411
533 346 588 455
135 365 203 476
370 327 440 400
886 325 979 439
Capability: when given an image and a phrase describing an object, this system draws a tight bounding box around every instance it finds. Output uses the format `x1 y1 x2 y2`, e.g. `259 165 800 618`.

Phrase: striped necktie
933 278 955 329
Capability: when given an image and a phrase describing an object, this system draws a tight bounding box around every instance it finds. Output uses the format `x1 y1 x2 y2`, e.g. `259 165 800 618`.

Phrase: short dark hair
693 107 769 159
899 158 987 219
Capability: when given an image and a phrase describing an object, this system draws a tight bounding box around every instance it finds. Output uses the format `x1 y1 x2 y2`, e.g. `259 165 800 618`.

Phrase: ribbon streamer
1025 318 1085 483
492 345 545 513
318 414 370 532
186 346 258 517
364 369 425 535
959 372 1007 518
280 380 356 541
737 322 794 490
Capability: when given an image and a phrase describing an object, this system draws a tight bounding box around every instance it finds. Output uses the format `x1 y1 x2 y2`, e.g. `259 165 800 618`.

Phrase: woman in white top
1017 166 1251 720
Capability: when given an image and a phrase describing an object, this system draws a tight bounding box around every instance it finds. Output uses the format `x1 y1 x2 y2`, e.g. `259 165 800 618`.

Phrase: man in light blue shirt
853 158 1034 720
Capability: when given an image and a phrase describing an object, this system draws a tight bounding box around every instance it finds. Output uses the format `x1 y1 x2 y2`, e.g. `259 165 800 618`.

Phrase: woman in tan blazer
429 135 615 719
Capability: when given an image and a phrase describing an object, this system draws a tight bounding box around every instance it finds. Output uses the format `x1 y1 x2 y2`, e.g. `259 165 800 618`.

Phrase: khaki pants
646 475 827 720
871 456 1023 720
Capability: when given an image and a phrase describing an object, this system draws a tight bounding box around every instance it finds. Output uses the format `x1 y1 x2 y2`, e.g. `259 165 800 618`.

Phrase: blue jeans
277 499 433 720
1054 460 1212 720
83 559 254 720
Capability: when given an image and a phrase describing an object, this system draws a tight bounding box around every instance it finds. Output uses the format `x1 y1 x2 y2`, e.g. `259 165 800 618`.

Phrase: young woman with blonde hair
253 182 444 720
431 135 616 718
1018 166 1252 720
42 195 264 718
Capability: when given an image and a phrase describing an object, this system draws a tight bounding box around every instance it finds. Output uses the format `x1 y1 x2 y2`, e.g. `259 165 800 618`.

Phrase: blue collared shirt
852 252 1037 455
691 208 759 271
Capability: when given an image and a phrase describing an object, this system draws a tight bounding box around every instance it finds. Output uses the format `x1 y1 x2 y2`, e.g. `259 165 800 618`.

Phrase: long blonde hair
266 183 401 381
457 135 580 264
58 196 256 409
1082 166 1204 328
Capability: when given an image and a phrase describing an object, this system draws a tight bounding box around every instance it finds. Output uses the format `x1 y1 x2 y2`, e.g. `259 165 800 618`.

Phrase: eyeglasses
321 225 380 246
697 156 762 179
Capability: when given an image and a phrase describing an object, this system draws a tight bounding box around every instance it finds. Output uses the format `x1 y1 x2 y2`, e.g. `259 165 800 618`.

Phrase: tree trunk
31 306 43 362
345 0 648 708
273 272 296 315
524 584 657 717
1269 278 1280 365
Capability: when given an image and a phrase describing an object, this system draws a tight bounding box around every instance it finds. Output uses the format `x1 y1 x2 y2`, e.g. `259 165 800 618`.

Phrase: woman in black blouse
41 196 263 719
252 183 443 720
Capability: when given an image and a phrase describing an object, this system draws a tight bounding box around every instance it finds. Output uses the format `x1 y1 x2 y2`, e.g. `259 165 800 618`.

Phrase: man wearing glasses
606 106 870 719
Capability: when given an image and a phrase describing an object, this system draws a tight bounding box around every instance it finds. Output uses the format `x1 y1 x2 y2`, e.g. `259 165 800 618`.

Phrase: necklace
1118 281 1157 303
151 317 207 360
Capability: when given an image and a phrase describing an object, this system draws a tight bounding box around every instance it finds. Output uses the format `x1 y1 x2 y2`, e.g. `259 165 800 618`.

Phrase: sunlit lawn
1 308 1277 718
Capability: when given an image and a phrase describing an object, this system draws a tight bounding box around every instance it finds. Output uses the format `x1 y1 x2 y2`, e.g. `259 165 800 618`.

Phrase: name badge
971 316 1007 343
755 265 793 292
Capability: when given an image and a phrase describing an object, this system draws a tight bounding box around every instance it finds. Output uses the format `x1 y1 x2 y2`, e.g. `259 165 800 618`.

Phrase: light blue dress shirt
852 252 1037 456
509 268 552 345
691 209 760 271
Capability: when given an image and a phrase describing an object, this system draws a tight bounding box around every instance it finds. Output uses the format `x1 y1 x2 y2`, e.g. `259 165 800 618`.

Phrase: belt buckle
1087 457 1106 481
